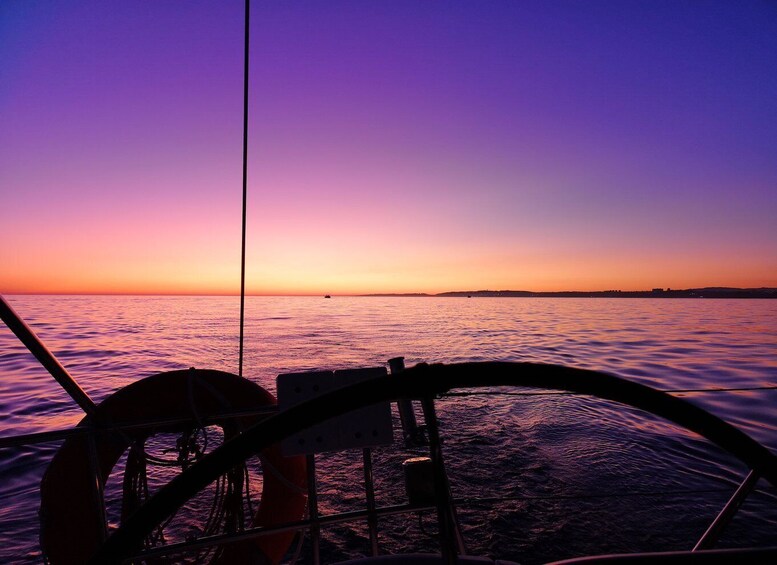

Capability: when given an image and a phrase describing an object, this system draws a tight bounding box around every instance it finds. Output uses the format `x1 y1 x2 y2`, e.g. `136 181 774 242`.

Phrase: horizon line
2 286 775 298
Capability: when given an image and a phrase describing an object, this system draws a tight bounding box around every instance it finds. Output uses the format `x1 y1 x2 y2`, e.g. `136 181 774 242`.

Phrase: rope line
121 429 254 563
456 487 736 506
442 385 777 398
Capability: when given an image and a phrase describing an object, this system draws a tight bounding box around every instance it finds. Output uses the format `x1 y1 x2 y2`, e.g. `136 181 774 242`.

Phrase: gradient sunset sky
2 1 776 295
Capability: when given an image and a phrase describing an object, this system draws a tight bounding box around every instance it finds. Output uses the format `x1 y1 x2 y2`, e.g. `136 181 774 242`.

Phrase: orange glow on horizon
4 243 775 296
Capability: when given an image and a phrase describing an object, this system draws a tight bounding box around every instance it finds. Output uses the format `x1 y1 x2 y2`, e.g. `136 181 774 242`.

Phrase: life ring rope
40 369 307 565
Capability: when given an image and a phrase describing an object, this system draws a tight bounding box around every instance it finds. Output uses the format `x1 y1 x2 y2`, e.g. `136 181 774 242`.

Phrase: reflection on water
0 295 775 562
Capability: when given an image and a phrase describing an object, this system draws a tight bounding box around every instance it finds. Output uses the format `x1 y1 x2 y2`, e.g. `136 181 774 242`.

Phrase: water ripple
0 296 776 562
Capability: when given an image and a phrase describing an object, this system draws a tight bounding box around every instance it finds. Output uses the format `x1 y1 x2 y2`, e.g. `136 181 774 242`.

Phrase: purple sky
2 1 776 294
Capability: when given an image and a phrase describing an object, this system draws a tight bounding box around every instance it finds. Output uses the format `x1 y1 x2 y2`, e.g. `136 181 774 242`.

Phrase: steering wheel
88 362 777 564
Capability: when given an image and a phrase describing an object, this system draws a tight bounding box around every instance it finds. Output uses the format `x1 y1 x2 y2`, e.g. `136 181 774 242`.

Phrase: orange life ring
39 369 307 564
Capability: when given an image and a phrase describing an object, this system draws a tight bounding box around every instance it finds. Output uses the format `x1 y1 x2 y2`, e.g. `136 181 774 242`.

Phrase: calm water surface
0 295 775 562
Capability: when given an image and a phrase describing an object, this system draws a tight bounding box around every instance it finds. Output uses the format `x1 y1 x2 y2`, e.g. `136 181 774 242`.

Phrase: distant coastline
362 288 777 299
4 287 777 298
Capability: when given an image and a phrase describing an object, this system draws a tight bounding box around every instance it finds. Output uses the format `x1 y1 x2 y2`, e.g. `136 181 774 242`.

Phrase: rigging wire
2 385 776 451
441 384 777 398
456 487 738 506
239 0 250 378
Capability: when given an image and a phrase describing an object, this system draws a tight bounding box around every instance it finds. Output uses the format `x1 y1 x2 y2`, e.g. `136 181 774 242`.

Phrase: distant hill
362 293 432 297
363 288 777 299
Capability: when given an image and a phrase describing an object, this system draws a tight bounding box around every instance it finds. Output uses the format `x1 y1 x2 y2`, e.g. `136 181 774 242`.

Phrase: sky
1 0 776 295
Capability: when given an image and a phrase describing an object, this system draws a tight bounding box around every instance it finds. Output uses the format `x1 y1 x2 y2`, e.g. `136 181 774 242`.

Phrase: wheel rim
90 362 777 564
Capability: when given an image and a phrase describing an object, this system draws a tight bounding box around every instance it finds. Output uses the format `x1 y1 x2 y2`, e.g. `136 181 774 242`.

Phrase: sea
0 295 775 563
